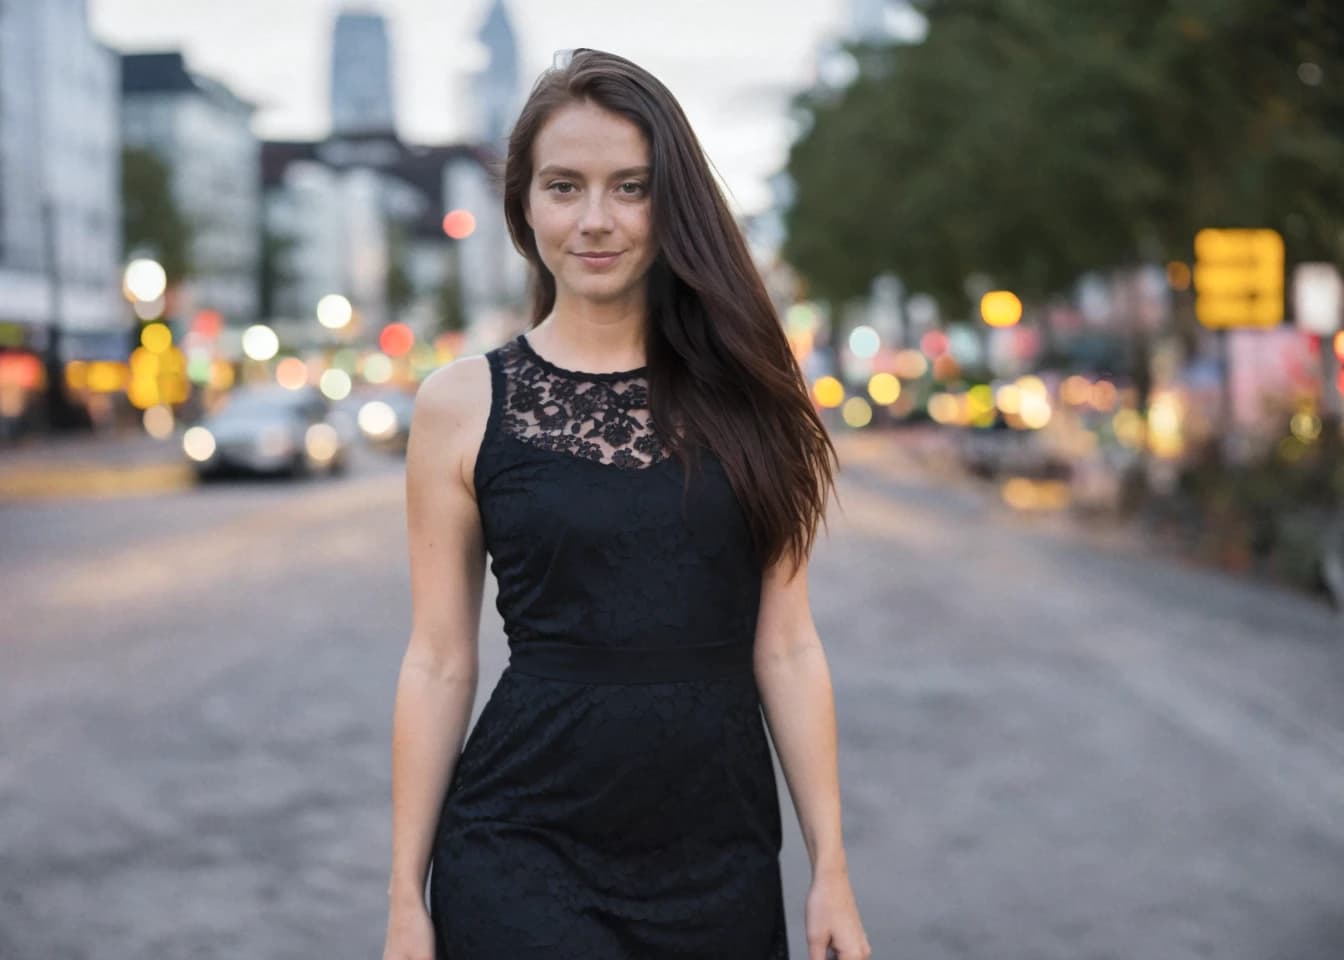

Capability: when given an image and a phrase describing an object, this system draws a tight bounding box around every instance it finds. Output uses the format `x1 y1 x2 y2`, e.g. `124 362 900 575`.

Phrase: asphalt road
1 433 1341 959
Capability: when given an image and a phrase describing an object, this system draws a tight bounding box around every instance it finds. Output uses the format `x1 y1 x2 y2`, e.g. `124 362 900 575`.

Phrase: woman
383 48 870 960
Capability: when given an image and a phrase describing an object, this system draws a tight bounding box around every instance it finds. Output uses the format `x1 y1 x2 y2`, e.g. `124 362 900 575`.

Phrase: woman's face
525 99 657 309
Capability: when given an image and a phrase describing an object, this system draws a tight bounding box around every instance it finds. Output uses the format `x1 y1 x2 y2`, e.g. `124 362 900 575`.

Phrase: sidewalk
0 427 191 502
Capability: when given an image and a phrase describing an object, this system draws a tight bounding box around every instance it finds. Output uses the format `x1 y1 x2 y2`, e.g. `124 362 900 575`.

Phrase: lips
573 251 623 268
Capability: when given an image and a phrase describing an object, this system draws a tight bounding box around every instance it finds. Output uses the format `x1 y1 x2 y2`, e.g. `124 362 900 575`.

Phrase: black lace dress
428 332 789 959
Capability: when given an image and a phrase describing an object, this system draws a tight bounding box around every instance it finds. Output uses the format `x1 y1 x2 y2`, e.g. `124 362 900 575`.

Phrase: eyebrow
536 165 651 180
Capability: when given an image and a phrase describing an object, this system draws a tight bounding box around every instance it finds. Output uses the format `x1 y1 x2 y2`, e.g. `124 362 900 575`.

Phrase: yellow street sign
1194 228 1284 328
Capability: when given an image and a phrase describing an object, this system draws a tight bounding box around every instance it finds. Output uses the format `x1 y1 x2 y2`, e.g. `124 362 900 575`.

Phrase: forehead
531 100 649 175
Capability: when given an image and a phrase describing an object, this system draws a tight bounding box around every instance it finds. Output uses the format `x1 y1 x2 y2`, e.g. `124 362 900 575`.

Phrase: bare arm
755 552 870 958
753 554 847 876
387 358 490 911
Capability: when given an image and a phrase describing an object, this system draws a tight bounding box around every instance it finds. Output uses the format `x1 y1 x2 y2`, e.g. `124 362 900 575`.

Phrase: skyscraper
330 9 397 137
469 0 520 150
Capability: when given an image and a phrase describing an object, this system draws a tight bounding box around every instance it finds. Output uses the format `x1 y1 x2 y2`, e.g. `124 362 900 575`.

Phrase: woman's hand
805 864 872 960
382 899 436 960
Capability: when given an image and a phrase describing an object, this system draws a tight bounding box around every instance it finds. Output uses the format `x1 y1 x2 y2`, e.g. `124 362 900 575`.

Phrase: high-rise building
330 10 398 137
121 52 261 329
0 0 121 354
469 0 520 150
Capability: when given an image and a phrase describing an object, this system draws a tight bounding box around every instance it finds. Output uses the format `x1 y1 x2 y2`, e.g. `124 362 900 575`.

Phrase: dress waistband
507 638 754 684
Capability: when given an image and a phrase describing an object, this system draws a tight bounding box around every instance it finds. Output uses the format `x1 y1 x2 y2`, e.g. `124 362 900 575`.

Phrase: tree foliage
784 0 1344 309
120 147 193 284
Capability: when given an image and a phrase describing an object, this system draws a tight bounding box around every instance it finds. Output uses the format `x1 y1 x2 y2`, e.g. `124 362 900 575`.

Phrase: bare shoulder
408 353 493 498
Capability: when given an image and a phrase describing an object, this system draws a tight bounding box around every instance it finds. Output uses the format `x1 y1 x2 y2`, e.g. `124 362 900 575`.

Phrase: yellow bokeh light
1167 261 1192 291
1290 412 1321 442
210 359 235 390
928 393 960 425
842 397 873 428
980 290 1023 328
995 383 1022 415
966 384 995 415
1016 374 1047 398
140 322 172 353
86 362 127 393
813 376 844 409
1113 409 1145 447
1019 394 1052 429
65 361 88 391
867 372 901 405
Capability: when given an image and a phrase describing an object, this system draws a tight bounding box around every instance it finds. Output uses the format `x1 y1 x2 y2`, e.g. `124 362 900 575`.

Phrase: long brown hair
502 48 838 575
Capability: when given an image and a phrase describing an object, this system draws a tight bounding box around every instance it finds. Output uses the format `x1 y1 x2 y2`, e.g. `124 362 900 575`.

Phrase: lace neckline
516 332 648 381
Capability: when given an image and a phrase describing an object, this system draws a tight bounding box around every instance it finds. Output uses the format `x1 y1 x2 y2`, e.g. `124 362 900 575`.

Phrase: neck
537 289 649 369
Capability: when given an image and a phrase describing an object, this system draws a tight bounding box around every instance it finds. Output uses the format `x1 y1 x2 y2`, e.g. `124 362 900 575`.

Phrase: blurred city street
3 433 1342 959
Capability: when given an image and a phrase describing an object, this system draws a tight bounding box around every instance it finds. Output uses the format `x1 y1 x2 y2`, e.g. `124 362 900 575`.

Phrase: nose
577 191 615 234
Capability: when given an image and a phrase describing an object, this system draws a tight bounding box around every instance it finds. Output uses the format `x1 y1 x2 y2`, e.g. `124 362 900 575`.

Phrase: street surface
2 432 1342 959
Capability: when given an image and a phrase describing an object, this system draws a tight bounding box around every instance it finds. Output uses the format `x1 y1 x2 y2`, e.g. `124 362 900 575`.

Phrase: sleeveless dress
428 331 789 959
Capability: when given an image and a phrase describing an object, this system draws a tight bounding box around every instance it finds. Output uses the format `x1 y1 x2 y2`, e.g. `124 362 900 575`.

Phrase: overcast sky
89 0 853 214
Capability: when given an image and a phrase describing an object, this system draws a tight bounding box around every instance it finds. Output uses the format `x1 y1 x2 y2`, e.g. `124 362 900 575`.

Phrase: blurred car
340 386 417 455
182 384 354 480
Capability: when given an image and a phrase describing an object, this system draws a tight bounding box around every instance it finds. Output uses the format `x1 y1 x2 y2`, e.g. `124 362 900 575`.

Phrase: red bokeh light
442 209 476 240
380 323 414 357
920 330 949 358
193 309 223 339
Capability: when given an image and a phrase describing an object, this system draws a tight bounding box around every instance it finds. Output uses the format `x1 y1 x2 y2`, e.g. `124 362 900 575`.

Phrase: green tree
120 147 193 283
784 0 1344 309
386 224 415 323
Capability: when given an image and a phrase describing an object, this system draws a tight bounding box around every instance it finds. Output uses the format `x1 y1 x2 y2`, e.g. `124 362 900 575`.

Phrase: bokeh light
867 372 901 405
276 357 309 390
142 404 174 439
379 323 414 357
359 400 398 439
848 325 880 359
320 368 352 400
813 376 844 408
317 294 353 329
842 396 873 427
124 258 166 302
362 353 394 384
442 209 476 239
980 290 1022 327
183 425 216 463
242 324 280 361
139 322 172 353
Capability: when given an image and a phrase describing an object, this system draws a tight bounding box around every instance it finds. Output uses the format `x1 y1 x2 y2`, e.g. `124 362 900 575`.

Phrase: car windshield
215 389 308 419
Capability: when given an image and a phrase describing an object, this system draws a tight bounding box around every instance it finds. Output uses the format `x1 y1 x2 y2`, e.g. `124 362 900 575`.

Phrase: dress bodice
473 332 763 655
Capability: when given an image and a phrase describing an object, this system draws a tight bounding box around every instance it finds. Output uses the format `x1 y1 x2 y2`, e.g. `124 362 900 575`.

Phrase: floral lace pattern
428 332 788 958
497 334 671 469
